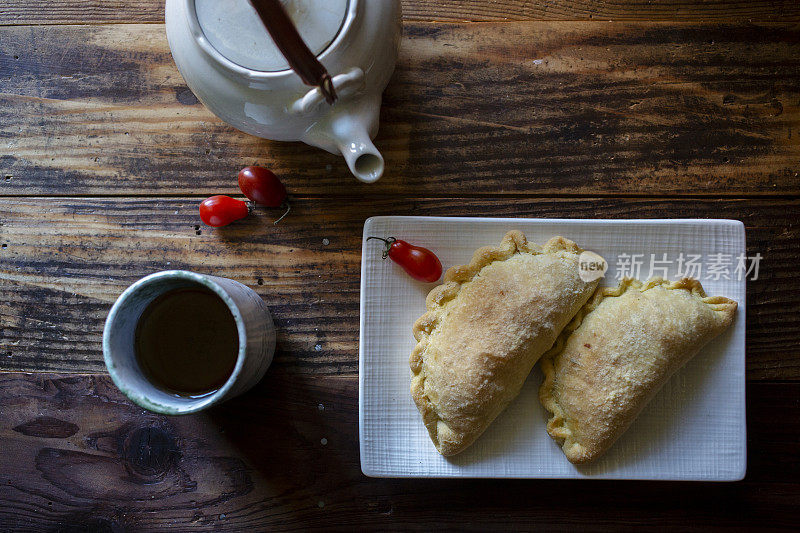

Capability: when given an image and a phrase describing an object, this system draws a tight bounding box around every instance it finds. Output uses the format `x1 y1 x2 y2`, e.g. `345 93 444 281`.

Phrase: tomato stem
366 236 396 259
273 201 291 225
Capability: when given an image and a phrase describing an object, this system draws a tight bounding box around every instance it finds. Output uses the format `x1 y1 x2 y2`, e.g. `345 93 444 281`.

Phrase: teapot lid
194 0 349 72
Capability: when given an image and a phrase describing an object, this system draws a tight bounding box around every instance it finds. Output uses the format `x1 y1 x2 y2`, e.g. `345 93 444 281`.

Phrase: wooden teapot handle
248 0 337 104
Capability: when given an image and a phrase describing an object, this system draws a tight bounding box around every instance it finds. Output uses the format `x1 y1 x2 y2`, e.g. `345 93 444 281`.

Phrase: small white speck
322 238 330 246
533 59 544 65
318 403 324 411
314 344 322 351
166 262 171 265
219 514 226 520
318 501 325 508
320 438 327 445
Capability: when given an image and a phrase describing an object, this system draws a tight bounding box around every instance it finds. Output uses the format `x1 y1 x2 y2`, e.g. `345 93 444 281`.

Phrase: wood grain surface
2 22 799 196
0 372 798 531
0 197 797 379
1 0 799 25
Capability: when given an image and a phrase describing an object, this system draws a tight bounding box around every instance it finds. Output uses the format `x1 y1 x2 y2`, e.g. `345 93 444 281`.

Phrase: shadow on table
202 368 360 511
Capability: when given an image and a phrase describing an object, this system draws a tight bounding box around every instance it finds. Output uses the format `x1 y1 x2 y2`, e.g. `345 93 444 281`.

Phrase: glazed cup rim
102 270 247 415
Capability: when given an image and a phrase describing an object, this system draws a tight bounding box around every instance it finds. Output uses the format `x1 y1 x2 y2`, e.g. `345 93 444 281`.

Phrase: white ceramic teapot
165 0 401 182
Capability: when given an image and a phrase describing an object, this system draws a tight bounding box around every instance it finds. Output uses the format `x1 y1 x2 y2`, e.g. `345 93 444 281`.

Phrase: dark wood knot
121 426 180 480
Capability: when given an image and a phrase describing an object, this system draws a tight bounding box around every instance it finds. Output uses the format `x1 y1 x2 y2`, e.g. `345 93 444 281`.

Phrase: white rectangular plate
359 217 746 480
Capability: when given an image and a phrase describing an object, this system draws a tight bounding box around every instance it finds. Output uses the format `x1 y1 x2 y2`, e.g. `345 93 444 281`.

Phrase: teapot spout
336 133 384 183
331 119 384 183
303 97 385 183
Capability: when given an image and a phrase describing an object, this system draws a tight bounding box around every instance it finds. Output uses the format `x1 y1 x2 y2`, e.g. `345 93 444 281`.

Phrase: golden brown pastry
539 277 737 464
410 231 601 456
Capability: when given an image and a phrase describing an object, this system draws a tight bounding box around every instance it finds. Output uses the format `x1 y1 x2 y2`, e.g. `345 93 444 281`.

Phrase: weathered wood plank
1 0 798 25
0 1 162 25
401 0 800 22
0 372 798 531
1 23 798 196
0 197 797 379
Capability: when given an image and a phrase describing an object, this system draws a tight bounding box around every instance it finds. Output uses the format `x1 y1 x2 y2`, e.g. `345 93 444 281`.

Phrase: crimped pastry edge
538 276 738 464
409 230 586 456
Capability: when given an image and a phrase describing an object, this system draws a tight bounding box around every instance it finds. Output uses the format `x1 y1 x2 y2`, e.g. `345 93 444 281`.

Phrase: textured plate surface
359 217 746 479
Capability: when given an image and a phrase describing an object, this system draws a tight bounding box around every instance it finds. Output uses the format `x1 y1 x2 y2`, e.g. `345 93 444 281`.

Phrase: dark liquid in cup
134 287 239 397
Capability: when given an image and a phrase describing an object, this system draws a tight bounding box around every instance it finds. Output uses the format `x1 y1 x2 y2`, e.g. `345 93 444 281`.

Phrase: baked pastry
410 231 601 456
539 277 737 464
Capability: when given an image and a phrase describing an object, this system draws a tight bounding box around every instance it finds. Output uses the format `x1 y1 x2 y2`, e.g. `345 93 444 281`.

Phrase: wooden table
1 1 799 530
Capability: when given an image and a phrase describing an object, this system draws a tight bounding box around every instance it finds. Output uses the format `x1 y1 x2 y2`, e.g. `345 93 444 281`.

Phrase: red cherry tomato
199 195 249 227
238 166 286 207
368 237 442 283
238 165 291 224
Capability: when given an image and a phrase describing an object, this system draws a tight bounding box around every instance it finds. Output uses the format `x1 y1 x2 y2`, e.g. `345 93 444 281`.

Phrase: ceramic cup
103 270 275 414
